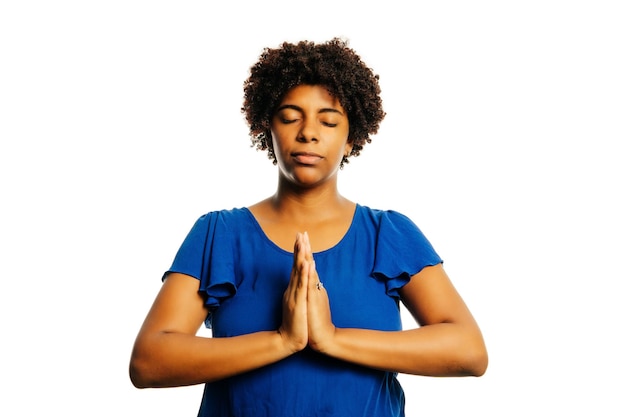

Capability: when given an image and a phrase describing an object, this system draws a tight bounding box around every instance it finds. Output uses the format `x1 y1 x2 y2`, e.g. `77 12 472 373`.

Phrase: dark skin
248 84 355 253
129 84 488 389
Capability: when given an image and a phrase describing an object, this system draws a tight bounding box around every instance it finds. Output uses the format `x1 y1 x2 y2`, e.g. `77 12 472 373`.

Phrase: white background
1 1 625 416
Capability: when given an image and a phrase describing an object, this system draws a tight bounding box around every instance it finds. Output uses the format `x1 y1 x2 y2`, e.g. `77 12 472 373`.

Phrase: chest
210 247 402 337
257 219 353 253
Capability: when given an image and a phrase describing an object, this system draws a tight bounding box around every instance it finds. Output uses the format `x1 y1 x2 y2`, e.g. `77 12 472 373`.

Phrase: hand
299 232 336 353
278 232 310 353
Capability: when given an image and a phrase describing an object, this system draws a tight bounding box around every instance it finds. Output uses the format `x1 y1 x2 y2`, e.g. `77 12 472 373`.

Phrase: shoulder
356 204 437 253
180 207 253 242
357 204 418 229
198 207 249 219
193 207 251 226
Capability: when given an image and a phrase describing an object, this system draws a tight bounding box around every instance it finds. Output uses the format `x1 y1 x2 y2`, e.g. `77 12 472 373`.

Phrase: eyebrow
275 104 344 116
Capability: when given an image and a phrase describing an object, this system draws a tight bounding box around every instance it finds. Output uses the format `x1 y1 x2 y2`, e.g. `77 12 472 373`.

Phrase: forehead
279 84 344 110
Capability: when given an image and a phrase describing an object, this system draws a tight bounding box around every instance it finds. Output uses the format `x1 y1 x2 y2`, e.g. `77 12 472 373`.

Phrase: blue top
166 204 442 417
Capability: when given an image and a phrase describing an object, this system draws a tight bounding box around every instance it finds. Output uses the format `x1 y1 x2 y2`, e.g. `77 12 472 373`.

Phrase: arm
306 249 488 376
129 271 308 388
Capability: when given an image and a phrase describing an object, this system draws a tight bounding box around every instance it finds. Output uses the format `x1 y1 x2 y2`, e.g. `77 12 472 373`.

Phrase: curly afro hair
242 38 385 165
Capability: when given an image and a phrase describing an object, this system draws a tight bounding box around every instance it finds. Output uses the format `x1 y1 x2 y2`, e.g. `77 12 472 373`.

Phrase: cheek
339 127 351 153
269 129 289 156
269 128 280 149
269 130 276 146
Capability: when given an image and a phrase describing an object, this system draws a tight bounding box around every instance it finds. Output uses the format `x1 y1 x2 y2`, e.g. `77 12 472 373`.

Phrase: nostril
296 133 318 142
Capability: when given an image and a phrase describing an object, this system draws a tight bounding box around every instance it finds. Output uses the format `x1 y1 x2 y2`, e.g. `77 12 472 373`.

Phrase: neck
269 176 349 222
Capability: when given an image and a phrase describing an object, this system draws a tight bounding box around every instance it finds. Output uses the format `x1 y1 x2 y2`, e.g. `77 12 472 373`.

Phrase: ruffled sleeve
371 210 442 298
164 211 237 325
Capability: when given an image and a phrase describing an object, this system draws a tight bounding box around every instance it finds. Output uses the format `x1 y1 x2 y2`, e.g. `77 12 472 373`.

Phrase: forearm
130 330 292 388
320 323 488 377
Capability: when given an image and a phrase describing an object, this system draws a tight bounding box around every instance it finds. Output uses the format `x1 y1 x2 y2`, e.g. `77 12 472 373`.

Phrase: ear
344 140 353 157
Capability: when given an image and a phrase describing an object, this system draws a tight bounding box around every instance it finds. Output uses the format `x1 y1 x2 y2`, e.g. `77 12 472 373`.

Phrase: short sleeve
164 212 237 323
371 210 442 298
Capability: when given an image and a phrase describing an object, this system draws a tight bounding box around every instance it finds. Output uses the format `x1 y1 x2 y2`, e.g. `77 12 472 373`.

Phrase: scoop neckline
242 204 360 256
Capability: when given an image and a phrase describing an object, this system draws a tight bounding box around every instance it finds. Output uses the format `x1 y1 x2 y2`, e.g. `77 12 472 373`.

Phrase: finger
290 233 305 276
295 233 309 265
299 259 310 291
303 231 314 262
307 260 322 293
292 232 302 268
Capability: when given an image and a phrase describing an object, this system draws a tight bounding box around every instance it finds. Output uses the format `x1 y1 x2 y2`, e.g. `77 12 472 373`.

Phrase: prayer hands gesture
279 232 335 354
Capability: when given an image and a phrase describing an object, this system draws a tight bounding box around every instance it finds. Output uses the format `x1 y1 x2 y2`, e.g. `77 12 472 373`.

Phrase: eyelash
280 118 337 128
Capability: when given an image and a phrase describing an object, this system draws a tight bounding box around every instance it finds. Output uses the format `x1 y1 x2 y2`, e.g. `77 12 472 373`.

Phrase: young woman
129 38 488 417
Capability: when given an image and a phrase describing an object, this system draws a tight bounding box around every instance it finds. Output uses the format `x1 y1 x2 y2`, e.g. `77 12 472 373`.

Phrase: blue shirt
166 204 442 417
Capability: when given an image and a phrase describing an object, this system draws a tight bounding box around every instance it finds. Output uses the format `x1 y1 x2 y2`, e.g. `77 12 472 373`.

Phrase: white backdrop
1 1 625 416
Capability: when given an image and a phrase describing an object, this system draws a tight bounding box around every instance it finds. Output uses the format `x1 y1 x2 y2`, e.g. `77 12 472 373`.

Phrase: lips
292 152 323 165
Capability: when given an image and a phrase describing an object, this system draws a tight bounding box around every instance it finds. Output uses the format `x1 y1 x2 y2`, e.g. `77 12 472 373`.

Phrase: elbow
444 327 488 377
468 349 488 377
129 356 152 388
463 339 489 377
129 345 162 389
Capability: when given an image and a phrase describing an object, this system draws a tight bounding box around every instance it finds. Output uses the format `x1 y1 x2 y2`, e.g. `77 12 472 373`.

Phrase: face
270 84 352 188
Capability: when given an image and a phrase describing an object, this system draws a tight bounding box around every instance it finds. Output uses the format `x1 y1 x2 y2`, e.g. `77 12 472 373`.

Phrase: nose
297 117 318 142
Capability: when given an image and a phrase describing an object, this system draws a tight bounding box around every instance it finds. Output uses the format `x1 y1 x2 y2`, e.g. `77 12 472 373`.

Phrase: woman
129 38 488 417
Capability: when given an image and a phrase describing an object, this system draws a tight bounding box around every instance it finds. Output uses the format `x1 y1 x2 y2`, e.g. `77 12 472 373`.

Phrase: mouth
292 152 323 165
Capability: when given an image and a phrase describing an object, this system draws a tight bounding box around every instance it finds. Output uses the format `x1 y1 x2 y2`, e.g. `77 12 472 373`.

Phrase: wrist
276 328 307 355
308 326 338 355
